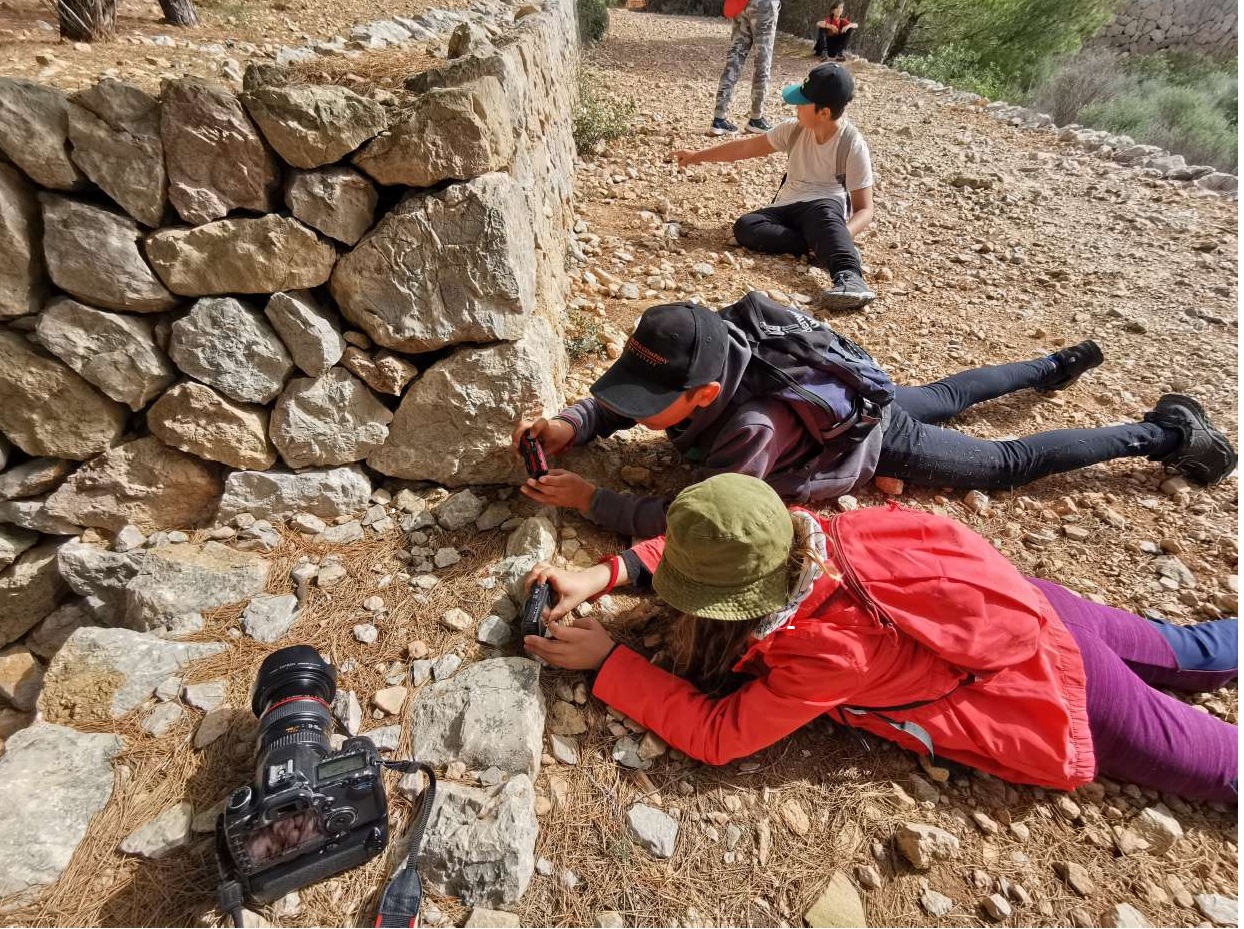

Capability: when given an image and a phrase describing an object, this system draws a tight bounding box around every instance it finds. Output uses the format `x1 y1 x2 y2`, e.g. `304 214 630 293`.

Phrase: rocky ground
0 5 1239 929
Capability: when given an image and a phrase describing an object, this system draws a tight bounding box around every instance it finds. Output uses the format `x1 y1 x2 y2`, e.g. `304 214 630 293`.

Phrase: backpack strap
835 120 858 217
771 124 804 204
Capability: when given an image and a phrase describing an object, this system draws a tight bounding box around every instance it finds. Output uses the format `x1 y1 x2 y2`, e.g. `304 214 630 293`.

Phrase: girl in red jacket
524 473 1238 803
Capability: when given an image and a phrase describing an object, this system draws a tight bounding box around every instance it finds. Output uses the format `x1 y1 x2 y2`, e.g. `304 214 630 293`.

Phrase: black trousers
876 358 1180 490
733 197 860 276
814 28 851 57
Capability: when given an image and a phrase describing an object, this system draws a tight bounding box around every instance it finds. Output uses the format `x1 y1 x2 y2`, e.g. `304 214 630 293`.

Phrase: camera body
216 647 390 905
521 581 554 638
519 432 549 479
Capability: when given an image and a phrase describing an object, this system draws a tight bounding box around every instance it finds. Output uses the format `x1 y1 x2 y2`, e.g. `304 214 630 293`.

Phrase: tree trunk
158 0 199 26
883 8 921 61
56 0 115 41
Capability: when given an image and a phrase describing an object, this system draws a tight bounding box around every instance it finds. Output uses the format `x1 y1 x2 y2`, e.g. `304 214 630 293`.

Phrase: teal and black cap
782 61 855 109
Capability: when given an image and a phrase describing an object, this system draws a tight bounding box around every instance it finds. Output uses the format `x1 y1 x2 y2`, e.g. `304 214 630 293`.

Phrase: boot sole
818 291 876 311
1159 394 1238 484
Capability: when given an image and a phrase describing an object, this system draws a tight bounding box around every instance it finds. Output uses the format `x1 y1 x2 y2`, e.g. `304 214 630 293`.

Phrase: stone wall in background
0 0 577 645
1092 0 1237 57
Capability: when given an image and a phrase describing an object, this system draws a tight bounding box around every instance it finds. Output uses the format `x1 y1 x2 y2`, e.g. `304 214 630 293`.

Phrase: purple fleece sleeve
553 397 635 446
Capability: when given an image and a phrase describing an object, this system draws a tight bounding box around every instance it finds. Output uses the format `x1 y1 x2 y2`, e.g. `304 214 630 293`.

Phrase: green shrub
893 44 1014 100
565 311 606 362
1081 81 1237 171
577 0 609 44
572 68 637 155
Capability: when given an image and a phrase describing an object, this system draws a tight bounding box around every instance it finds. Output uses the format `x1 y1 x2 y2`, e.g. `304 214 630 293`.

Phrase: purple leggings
1032 579 1238 803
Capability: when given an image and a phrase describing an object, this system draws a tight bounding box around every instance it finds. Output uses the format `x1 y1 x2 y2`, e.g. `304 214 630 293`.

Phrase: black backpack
719 292 894 446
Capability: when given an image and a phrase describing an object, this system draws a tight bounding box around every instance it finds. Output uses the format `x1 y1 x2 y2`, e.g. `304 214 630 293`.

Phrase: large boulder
285 167 377 246
354 77 515 187
0 542 70 648
0 723 121 899
409 657 545 777
264 290 345 377
0 78 84 190
160 78 281 224
0 330 127 460
26 600 94 662
270 368 393 468
368 320 560 484
417 776 537 907
167 297 294 404
43 437 222 532
146 215 337 297
40 626 223 720
40 195 177 313
147 381 277 470
124 541 268 631
214 465 371 523
0 525 38 571
330 173 535 353
67 79 166 227
57 539 146 622
241 83 389 169
35 297 177 410
0 162 44 319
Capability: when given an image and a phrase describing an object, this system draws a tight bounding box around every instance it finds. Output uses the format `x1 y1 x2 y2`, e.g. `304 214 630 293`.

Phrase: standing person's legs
893 357 1057 424
733 202 809 256
748 0 778 120
715 7 756 121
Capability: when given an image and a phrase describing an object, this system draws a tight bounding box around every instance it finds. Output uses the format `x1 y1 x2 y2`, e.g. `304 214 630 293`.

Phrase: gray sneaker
818 270 876 311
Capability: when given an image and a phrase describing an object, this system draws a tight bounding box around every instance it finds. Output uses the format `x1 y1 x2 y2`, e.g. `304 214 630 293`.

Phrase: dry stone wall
1092 0 1237 58
0 0 577 649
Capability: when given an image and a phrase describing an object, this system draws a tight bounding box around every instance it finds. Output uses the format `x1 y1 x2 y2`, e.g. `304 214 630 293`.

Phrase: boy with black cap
513 301 1236 538
672 62 876 311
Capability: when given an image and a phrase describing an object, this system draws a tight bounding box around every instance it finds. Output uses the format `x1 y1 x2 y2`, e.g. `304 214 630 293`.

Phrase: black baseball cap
781 62 855 109
590 303 730 419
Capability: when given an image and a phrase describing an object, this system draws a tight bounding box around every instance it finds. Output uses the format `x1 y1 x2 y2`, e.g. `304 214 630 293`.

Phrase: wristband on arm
588 556 621 602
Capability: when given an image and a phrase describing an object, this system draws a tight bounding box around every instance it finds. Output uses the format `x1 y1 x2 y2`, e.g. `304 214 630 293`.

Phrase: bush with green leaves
572 68 638 155
578 0 610 44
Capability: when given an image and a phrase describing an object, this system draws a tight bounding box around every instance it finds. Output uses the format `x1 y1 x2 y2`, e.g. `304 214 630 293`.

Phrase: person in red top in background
522 473 1238 803
814 2 858 61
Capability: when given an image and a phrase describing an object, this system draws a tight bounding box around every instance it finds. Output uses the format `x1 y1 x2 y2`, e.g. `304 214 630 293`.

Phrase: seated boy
814 2 858 61
672 62 876 311
513 299 1236 538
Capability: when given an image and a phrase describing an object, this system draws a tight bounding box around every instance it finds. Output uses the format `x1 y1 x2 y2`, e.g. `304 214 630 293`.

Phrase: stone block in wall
264 290 345 378
214 464 372 523
353 76 516 187
269 367 393 468
160 77 281 224
0 78 84 191
146 214 337 296
340 346 418 396
241 82 390 169
67 79 167 228
0 542 70 648
146 381 277 471
167 297 294 404
0 329 127 461
40 195 178 313
0 162 44 320
331 172 535 353
43 436 222 532
367 317 561 485
34 297 177 411
285 167 378 246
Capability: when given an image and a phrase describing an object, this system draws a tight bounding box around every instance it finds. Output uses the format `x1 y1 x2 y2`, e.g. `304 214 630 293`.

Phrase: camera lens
251 645 337 756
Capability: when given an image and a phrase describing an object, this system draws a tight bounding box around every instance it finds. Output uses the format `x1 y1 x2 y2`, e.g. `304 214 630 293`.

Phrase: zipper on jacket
827 516 894 633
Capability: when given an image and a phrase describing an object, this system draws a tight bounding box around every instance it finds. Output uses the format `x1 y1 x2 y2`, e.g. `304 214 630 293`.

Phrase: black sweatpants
733 197 860 277
814 28 851 57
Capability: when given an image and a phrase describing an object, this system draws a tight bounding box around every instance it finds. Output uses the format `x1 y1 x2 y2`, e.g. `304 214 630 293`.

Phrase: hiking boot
818 270 876 311
711 117 739 135
746 117 775 133
1037 340 1103 392
1144 393 1237 485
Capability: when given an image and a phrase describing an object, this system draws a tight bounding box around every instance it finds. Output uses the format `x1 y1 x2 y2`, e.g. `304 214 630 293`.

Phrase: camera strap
374 760 438 928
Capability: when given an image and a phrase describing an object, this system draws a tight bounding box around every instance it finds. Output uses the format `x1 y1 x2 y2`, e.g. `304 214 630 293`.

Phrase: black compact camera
216 646 389 906
522 581 556 638
519 431 549 479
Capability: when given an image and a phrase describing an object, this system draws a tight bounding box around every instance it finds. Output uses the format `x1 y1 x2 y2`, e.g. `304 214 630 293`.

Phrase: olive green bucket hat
653 474 795 621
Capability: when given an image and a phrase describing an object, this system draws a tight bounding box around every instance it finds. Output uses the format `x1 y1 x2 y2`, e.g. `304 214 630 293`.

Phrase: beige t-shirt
766 118 874 208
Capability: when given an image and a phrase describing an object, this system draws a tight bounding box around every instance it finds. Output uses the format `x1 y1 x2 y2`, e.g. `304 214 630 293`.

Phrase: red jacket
593 509 1096 790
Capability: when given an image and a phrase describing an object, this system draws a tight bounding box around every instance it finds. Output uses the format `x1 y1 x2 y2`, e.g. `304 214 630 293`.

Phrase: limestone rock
368 321 560 485
0 497 81 535
506 516 556 560
465 908 520 929
1114 803 1184 856
57 538 145 621
285 166 378 246
0 459 74 502
40 626 223 720
0 329 127 460
354 78 514 188
0 723 121 898
270 368 392 468
0 542 70 648
433 489 486 531
119 801 193 859
895 822 961 870
168 297 293 403
0 524 38 571
124 541 268 631
448 21 491 58
418 776 537 907
215 465 371 522
0 162 44 319
35 297 177 410
160 78 280 224
147 215 337 297
40 195 178 313
410 657 545 777
25 600 92 661
0 646 44 711
242 83 389 168
67 79 166 227
805 871 867 928
264 290 345 378
44 437 222 532
1114 903 1153 928
1195 894 1238 926
0 78 84 190
147 381 277 470
241 593 301 643
331 173 535 353
340 346 418 396
626 803 678 859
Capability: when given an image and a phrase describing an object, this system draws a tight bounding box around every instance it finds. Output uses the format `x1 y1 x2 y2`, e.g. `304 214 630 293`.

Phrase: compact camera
519 431 549 479
521 581 556 638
